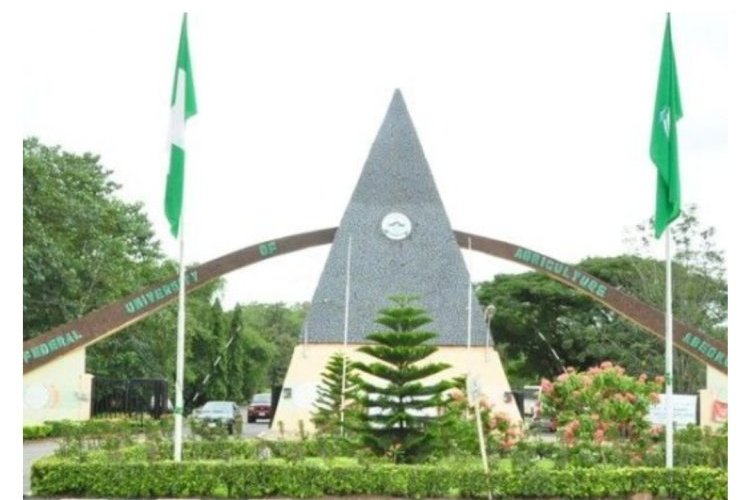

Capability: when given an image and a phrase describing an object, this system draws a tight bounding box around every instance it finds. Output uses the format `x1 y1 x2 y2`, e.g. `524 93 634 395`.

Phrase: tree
311 352 362 436
23 137 231 387
241 303 304 388
351 295 454 463
23 138 290 400
477 210 726 393
23 137 163 339
183 299 231 406
225 305 247 402
622 204 727 391
540 361 664 461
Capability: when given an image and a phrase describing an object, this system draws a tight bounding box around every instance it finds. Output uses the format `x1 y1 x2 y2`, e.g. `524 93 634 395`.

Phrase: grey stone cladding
304 89 488 346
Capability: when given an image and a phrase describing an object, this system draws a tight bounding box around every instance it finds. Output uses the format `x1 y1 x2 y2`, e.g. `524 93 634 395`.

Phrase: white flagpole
665 226 674 468
466 237 474 420
466 237 473 355
340 236 352 435
303 321 309 358
173 218 186 462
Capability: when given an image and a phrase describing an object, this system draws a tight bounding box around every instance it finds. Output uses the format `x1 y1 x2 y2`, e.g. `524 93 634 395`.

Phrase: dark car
247 392 272 422
194 401 243 434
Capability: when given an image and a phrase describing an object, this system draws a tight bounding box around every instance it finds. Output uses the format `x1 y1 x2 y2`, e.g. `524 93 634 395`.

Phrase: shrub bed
32 457 727 499
23 416 172 440
23 424 53 440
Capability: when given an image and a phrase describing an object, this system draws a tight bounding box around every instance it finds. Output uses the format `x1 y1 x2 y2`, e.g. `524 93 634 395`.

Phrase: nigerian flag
650 14 682 239
165 14 197 238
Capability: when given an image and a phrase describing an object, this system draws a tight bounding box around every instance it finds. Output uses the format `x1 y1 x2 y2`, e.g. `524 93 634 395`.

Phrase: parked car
193 401 243 434
247 392 272 423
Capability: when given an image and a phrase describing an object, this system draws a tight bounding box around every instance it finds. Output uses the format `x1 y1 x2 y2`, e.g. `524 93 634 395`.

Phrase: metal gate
91 378 170 419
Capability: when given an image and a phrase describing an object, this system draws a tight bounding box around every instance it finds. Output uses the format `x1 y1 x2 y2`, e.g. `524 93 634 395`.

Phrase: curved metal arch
23 227 727 374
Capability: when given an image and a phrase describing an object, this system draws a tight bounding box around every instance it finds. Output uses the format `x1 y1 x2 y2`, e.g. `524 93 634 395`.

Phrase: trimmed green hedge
23 424 53 440
32 457 727 499
23 417 173 440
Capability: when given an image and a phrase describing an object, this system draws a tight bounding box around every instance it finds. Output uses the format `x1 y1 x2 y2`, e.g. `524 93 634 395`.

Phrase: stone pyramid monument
304 89 488 346
271 90 520 436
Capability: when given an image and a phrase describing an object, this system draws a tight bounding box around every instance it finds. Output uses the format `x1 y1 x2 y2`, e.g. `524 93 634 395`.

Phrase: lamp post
484 305 496 362
302 301 311 358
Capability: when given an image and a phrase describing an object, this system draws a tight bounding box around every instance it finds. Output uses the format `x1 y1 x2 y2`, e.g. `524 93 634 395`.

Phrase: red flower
594 428 605 443
541 378 554 395
650 424 664 436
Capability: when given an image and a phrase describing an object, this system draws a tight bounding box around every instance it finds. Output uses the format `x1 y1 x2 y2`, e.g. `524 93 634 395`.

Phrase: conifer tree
311 352 361 436
352 295 453 463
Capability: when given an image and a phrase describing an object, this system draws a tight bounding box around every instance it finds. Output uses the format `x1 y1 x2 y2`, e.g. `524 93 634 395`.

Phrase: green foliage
476 206 726 393
22 137 234 384
241 303 305 388
187 300 230 405
23 137 163 340
621 204 727 391
23 424 53 440
32 455 728 499
436 384 524 458
540 361 663 453
351 295 454 463
32 430 727 498
37 417 172 440
224 306 247 402
311 352 362 436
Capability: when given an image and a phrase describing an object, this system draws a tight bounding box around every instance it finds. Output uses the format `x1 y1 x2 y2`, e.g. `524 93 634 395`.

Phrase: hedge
23 417 172 440
32 457 727 499
23 424 53 440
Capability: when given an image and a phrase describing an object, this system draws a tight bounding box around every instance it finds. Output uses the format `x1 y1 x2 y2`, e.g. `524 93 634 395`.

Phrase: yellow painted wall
269 343 521 439
23 348 92 425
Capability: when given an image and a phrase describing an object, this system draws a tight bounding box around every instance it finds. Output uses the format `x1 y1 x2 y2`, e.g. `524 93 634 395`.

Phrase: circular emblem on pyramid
381 212 412 240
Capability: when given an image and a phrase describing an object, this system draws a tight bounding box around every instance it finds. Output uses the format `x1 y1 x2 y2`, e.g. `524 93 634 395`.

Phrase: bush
540 361 663 454
26 416 173 440
32 456 728 499
23 424 53 440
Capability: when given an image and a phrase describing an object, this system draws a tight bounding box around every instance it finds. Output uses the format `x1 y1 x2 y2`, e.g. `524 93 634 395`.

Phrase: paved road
23 419 271 497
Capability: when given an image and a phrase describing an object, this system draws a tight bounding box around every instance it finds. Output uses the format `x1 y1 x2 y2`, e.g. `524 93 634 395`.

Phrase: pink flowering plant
540 361 663 454
438 386 523 456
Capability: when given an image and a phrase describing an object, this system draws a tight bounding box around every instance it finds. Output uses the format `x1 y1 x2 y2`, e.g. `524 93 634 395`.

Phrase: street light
302 301 311 358
484 305 496 362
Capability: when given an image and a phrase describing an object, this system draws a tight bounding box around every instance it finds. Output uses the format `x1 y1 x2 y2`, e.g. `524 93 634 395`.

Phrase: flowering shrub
540 361 663 451
439 386 523 455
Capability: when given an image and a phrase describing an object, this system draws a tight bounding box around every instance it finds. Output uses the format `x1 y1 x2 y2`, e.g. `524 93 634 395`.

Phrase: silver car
193 401 243 434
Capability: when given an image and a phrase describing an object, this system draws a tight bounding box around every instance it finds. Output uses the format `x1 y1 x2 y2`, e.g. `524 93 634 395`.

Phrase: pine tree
352 295 453 463
311 352 361 436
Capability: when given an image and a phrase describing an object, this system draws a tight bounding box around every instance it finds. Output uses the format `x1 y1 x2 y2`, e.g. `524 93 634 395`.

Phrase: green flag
650 14 682 239
165 14 197 238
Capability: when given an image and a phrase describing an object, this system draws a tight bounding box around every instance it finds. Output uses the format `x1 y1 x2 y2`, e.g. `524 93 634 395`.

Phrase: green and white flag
165 13 197 238
650 14 682 239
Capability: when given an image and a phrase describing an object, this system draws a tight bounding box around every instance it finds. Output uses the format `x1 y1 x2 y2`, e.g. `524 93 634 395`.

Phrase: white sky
20 4 735 310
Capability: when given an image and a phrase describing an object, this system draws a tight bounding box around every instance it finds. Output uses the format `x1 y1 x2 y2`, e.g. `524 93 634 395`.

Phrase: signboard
712 400 728 423
646 394 697 428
